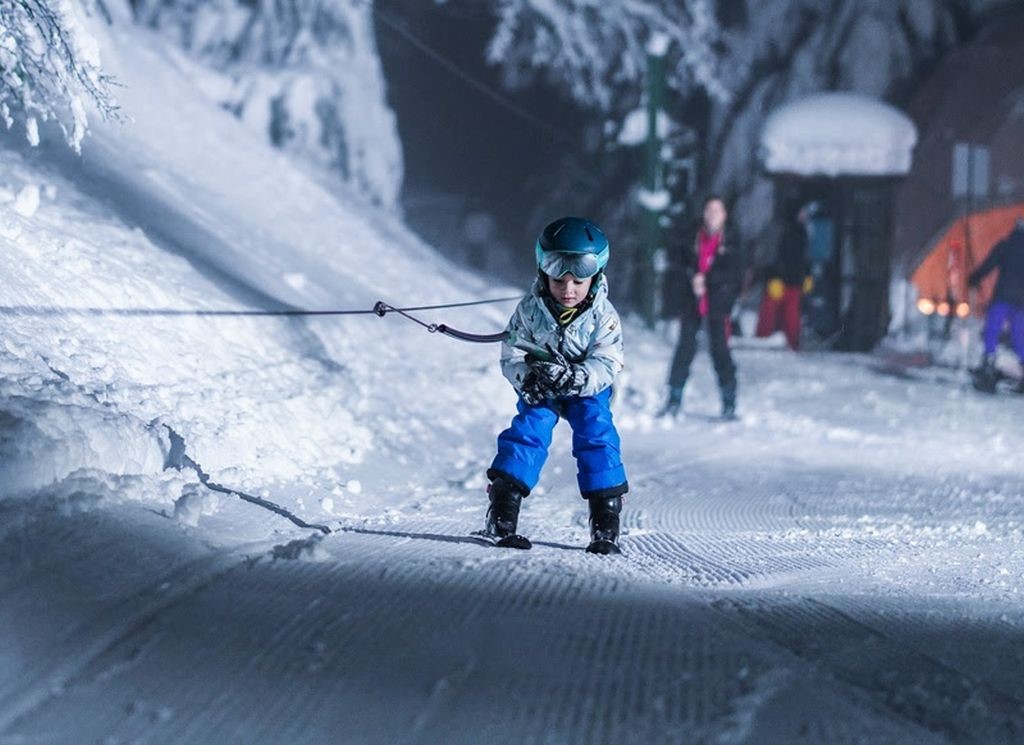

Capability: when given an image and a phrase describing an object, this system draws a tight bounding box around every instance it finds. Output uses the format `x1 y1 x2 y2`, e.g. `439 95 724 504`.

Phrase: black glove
530 355 589 398
554 364 589 397
520 369 554 405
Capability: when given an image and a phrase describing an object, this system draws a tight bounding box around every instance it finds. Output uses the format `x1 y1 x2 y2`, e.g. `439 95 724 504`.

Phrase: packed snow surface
1 16 1023 745
760 92 918 177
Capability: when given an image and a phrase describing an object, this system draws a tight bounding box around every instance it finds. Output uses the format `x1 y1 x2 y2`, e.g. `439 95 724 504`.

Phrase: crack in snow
162 425 332 535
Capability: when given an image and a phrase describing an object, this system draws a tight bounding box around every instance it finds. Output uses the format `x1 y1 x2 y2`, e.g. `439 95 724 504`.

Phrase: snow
0 17 509 501
12 183 39 217
760 92 919 177
0 0 115 152
24 117 38 147
172 482 220 527
618 107 672 146
637 186 671 211
486 0 728 109
647 31 671 57
0 8 1023 745
135 0 404 209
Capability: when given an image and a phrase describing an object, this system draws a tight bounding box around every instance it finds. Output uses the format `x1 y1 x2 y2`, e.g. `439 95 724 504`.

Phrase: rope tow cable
0 295 521 344
0 295 520 318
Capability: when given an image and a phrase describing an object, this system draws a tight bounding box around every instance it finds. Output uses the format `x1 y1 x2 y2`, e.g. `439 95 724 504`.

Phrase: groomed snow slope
2 17 1024 745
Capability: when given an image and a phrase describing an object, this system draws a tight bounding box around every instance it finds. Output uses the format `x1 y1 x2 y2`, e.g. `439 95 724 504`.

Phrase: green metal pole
640 37 667 328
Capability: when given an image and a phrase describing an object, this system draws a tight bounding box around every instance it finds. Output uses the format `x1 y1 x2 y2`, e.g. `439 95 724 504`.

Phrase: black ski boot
586 496 622 555
483 477 532 550
721 381 738 420
657 386 684 418
971 356 999 394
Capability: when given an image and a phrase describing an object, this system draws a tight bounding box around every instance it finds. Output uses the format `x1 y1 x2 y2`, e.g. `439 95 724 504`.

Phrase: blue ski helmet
534 217 610 279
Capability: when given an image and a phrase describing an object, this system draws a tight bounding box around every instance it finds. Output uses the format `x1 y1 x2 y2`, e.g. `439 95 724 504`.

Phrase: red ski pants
756 285 802 350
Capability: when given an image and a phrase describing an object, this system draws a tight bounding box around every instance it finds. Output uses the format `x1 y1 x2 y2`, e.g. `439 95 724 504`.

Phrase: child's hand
520 371 553 405
532 359 588 398
531 358 568 389
526 346 568 368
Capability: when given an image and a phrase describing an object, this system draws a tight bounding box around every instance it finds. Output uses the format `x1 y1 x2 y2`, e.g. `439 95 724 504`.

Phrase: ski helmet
534 217 610 279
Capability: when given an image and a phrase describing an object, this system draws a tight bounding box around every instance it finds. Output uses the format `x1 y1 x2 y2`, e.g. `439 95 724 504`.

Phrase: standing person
482 217 629 555
659 196 742 420
756 203 813 350
969 218 1024 394
805 202 838 339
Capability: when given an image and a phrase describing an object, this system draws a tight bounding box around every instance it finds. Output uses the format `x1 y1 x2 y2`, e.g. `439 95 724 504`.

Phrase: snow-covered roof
760 92 918 177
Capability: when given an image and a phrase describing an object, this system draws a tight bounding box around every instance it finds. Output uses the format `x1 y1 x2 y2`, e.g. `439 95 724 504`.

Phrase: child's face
548 273 593 308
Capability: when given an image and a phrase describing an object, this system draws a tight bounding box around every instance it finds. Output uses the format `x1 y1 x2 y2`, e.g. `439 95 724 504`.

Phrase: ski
971 367 1024 395
470 530 533 550
497 534 533 550
585 539 621 555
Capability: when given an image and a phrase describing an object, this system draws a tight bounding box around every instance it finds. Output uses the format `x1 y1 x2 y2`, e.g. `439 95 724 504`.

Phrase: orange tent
911 203 1024 317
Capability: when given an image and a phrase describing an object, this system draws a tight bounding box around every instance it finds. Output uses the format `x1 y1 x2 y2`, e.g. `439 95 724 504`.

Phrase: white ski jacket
500 275 624 398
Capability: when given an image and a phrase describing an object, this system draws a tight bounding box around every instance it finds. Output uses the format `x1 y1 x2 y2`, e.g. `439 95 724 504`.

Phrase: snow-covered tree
131 0 403 208
0 0 117 151
486 0 729 109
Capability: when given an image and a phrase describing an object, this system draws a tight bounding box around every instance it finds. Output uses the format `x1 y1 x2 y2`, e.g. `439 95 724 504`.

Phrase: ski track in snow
2 454 1022 743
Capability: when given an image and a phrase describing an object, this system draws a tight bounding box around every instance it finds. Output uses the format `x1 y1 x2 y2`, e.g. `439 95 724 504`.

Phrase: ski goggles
535 246 608 279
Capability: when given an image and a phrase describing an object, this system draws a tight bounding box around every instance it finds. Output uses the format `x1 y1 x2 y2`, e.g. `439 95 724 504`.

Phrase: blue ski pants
489 388 628 499
982 301 1024 360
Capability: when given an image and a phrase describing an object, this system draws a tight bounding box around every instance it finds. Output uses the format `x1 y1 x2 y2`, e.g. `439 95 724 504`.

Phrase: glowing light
956 302 970 318
917 298 936 315
937 301 951 316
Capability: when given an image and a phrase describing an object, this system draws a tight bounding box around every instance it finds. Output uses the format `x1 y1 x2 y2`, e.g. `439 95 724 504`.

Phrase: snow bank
760 92 918 177
0 20 515 512
0 144 375 499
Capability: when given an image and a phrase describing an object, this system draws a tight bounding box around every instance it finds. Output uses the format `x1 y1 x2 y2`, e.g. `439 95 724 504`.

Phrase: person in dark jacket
756 204 813 350
969 218 1024 393
659 196 743 419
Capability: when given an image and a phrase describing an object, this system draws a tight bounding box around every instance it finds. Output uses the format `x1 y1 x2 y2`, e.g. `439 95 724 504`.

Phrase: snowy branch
485 0 730 111
0 0 118 151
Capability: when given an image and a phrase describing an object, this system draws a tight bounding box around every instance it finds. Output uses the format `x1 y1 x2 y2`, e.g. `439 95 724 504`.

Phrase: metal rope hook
374 301 440 332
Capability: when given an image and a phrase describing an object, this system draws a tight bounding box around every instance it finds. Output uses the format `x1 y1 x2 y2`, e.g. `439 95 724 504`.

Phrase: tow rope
0 295 522 344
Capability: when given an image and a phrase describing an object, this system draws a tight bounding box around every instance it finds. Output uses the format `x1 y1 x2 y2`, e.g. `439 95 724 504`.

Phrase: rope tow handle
373 300 510 344
373 300 558 361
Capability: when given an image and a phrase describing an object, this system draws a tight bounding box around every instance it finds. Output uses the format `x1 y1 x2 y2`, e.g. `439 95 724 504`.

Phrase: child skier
481 217 629 555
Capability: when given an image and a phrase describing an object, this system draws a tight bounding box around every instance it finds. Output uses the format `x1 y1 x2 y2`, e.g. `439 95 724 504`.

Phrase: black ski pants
668 310 737 392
